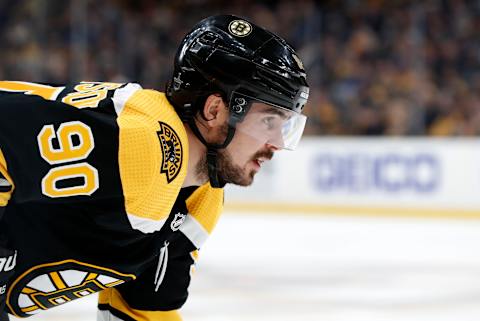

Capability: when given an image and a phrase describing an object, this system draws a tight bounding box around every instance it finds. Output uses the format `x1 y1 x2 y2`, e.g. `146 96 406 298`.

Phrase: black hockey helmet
166 15 309 187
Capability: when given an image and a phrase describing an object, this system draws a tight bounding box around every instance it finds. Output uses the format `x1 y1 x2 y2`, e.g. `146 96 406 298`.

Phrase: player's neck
183 124 209 187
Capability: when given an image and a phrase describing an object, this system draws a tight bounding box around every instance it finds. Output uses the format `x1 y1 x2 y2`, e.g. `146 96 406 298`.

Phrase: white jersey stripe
126 213 167 234
179 214 209 249
111 83 142 116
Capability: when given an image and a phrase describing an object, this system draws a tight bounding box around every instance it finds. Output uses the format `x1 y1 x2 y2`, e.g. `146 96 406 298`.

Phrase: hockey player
0 15 309 321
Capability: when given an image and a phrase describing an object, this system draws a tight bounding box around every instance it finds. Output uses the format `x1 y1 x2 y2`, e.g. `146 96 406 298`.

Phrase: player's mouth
251 156 271 171
250 149 274 171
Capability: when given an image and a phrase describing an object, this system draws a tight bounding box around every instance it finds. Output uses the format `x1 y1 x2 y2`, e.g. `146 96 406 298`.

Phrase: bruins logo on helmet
228 20 252 37
7 260 135 317
157 121 183 183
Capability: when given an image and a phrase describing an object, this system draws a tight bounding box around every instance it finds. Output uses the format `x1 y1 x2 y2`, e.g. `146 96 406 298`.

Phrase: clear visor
232 100 307 151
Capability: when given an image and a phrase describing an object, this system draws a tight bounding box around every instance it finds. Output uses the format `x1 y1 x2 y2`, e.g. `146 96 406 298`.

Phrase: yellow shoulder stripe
186 183 224 234
98 288 183 321
178 183 224 249
116 90 188 233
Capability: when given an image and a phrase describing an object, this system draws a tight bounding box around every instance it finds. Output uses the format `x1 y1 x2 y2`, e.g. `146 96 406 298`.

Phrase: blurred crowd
0 0 479 136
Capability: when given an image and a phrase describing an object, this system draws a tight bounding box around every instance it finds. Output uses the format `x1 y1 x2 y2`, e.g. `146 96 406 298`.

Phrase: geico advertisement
267 138 480 209
311 153 439 193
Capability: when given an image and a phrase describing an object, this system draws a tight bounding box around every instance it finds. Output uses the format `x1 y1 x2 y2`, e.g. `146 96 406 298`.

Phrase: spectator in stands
1 0 479 136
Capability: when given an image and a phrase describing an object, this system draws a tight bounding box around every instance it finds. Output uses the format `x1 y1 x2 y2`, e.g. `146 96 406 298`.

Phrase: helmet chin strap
206 148 224 188
184 112 236 188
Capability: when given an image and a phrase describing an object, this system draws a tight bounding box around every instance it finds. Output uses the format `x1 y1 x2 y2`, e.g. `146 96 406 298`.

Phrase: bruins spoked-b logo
157 122 183 183
7 260 135 317
228 20 252 37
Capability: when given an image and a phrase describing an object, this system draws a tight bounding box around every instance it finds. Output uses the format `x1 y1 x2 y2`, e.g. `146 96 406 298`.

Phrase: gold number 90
37 121 99 197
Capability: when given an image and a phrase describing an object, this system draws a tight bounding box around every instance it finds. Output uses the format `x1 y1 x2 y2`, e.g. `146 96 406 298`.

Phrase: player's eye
262 116 277 130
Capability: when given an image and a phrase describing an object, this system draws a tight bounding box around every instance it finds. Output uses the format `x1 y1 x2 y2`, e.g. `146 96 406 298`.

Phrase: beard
217 148 254 186
195 147 273 187
194 122 274 187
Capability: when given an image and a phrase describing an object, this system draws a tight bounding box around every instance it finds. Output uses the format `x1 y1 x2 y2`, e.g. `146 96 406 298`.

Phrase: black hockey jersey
0 81 224 320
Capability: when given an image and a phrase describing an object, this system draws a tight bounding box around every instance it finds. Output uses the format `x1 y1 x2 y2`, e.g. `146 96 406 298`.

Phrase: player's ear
202 94 227 127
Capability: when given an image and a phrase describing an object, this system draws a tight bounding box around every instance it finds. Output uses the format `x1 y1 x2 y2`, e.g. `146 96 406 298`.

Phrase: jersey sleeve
113 89 189 233
97 233 195 321
97 238 194 321
97 183 224 320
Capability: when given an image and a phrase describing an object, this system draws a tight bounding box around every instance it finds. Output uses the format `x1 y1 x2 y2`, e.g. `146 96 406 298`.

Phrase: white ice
14 212 480 321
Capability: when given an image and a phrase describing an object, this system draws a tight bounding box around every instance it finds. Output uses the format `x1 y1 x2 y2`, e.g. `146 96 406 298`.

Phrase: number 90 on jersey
37 121 99 198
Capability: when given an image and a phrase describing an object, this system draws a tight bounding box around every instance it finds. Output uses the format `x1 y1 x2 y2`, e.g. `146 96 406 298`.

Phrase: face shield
228 94 307 151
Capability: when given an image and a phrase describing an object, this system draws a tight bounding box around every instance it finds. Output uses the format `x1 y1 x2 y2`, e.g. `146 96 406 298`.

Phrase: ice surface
15 212 480 321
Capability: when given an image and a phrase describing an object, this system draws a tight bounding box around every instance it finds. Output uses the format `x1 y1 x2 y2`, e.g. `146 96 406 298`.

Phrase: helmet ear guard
166 15 309 187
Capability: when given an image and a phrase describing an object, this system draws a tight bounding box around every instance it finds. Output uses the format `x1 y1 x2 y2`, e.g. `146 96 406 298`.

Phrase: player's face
217 102 288 186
